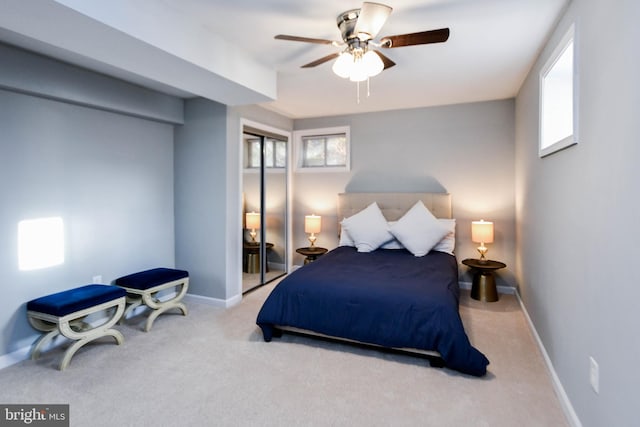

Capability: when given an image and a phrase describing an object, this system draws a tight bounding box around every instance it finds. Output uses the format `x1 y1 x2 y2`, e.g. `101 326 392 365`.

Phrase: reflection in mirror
242 131 287 293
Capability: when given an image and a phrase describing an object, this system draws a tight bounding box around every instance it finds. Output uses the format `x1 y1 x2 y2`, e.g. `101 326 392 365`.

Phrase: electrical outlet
92 275 102 284
589 356 599 394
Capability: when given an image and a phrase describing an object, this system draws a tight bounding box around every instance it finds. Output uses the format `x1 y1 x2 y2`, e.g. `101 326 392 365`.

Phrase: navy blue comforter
256 246 489 376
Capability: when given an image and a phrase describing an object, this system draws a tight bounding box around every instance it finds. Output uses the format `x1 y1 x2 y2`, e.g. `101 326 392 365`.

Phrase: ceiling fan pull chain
367 77 371 97
356 81 361 104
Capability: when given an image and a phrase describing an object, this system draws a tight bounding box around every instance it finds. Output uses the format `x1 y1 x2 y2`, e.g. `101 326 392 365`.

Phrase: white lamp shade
472 220 494 243
305 215 321 234
246 212 260 230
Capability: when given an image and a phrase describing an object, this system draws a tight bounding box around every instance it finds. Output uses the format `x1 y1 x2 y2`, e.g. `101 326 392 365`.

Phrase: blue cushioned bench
115 268 189 332
27 285 126 370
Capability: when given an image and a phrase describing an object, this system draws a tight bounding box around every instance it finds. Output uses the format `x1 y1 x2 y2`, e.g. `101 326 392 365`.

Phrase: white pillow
340 215 455 254
340 221 404 249
338 225 355 247
380 221 404 249
433 219 456 255
380 238 405 249
389 201 450 257
340 202 394 252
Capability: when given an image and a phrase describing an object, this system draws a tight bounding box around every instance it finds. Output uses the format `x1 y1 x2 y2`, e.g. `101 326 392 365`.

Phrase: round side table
462 258 506 302
243 242 274 274
296 247 328 264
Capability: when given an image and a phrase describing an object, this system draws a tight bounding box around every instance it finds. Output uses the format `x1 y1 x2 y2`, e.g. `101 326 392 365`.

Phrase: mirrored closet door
242 127 287 293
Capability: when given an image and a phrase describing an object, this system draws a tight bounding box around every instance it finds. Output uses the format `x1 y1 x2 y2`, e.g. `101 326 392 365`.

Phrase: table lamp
305 214 321 248
472 220 494 260
246 212 260 243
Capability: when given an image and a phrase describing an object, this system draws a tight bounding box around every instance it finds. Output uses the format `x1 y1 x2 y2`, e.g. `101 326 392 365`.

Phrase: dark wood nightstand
462 258 506 302
296 247 328 264
243 242 274 274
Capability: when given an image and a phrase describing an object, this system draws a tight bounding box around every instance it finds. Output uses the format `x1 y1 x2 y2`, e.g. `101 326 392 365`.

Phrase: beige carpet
0 282 568 426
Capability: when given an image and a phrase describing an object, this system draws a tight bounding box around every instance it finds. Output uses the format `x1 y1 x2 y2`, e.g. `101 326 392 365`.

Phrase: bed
256 192 489 376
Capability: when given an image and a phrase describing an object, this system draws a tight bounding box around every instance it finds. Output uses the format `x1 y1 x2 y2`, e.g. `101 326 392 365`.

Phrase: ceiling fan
275 2 450 83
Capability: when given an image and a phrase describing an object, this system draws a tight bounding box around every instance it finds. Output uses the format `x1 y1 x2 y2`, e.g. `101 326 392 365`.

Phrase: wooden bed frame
277 192 452 365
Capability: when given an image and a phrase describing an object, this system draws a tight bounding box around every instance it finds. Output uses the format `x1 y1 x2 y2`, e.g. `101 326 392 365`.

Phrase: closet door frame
240 119 292 295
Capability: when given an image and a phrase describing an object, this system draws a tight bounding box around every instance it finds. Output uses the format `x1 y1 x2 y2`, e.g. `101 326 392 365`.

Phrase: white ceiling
0 0 567 119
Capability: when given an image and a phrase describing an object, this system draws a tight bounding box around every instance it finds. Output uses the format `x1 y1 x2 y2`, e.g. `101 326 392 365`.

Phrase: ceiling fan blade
373 50 396 70
353 2 393 39
301 53 340 68
275 34 336 45
380 28 450 48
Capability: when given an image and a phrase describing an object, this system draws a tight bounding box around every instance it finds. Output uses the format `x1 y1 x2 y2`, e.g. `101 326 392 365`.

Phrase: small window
539 24 578 157
294 126 350 172
247 138 260 168
246 138 286 169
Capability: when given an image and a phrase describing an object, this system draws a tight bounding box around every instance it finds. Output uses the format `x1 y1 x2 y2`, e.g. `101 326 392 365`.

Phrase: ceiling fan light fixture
334 48 384 82
363 50 384 77
349 59 369 82
332 52 354 78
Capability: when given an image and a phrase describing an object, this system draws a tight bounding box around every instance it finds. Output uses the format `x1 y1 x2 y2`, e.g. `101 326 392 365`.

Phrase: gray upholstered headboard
337 192 452 221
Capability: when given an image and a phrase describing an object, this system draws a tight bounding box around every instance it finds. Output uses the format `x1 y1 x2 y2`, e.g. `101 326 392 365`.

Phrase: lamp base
476 244 488 261
308 234 317 248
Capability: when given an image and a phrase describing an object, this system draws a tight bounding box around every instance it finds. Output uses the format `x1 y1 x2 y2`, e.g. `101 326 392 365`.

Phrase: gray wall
515 1 640 425
293 100 516 286
174 98 229 299
0 47 177 357
0 43 183 124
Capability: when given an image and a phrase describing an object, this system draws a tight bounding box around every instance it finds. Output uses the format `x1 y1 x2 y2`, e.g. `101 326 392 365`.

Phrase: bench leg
29 329 60 361
144 302 188 332
56 300 125 370
119 295 143 324
59 329 124 371
132 278 189 332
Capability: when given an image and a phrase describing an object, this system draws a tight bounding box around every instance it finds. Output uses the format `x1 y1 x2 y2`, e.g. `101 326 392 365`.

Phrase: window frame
539 23 579 158
293 126 351 173
245 137 287 170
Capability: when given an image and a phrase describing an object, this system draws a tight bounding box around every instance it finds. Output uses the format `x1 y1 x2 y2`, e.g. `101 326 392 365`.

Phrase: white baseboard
514 289 582 427
458 281 516 295
184 292 241 308
267 261 286 272
0 346 31 370
460 280 580 426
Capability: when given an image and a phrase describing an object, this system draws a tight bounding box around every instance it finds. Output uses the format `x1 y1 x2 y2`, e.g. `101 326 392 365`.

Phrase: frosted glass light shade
349 58 368 82
333 49 384 82
362 50 384 77
332 52 353 79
